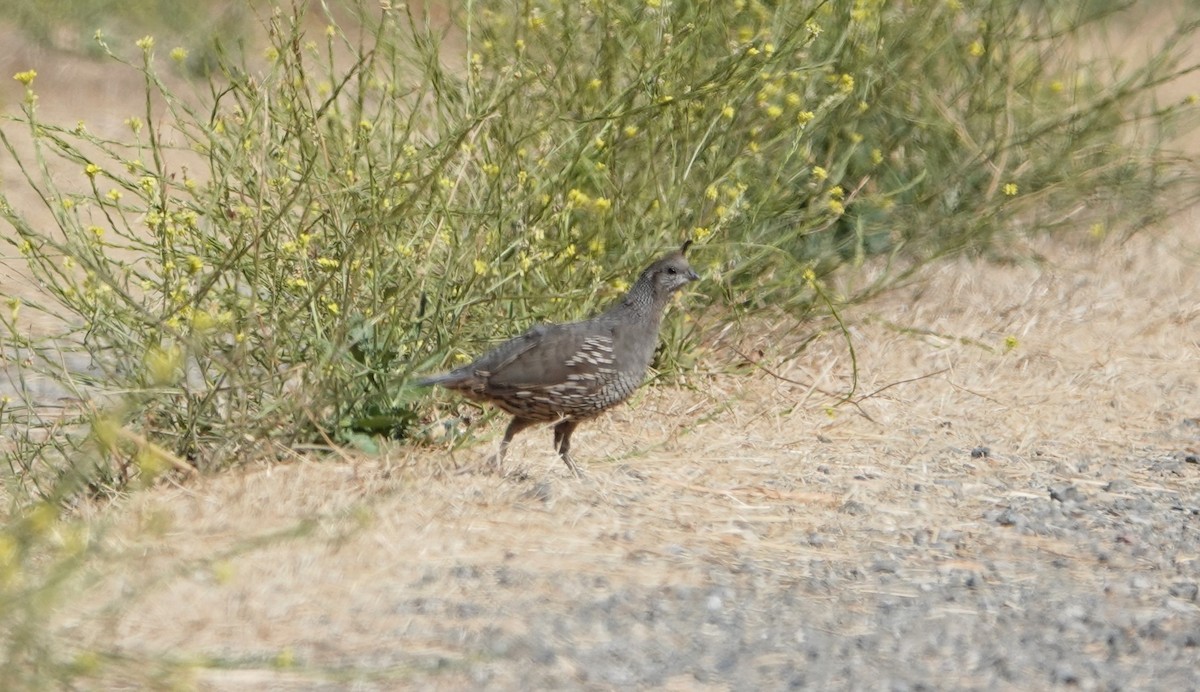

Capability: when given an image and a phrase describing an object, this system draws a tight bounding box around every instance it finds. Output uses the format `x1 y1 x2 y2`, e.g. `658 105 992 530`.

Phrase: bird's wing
462 325 546 376
482 323 615 391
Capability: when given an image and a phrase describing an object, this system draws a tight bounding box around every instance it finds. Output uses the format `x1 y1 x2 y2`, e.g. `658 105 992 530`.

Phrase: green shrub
1 0 1197 498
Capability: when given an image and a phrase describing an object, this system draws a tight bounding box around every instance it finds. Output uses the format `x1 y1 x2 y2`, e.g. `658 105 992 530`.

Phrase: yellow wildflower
145 344 182 385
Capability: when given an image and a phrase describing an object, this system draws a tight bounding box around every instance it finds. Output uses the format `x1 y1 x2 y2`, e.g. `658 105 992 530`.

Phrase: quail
417 240 700 476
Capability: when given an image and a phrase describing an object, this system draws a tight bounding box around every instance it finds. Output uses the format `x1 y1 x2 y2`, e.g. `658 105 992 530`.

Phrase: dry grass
50 208 1200 688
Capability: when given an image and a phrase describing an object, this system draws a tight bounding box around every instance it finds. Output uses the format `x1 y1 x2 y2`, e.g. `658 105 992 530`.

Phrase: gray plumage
418 241 700 476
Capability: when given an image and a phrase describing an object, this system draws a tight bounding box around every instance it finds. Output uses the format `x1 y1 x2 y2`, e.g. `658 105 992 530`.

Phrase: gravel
319 450 1200 690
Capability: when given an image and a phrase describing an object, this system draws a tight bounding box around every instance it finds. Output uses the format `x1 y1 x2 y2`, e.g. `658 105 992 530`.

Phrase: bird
417 240 700 476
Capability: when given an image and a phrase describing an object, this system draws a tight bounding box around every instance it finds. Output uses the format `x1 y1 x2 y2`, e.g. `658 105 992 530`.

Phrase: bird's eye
667 267 677 274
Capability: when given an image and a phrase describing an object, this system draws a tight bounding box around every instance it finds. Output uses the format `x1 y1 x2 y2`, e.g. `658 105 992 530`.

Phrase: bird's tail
412 372 457 387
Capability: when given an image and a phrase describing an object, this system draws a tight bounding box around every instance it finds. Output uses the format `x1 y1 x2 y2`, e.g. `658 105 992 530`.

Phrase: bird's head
641 239 701 300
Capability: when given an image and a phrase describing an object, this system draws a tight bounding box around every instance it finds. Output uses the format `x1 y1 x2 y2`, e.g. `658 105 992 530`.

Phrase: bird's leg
495 417 537 474
553 419 582 477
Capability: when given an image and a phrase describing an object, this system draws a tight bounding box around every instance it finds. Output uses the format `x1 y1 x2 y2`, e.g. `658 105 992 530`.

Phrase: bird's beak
686 269 700 282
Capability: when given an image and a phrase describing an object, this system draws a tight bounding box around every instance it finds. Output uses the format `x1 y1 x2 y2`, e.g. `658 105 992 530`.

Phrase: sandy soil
3 7 1199 691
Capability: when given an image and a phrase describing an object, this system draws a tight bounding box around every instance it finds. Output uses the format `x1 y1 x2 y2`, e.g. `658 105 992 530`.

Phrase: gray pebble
1103 479 1132 492
990 508 1026 528
840 500 869 515
1168 582 1199 601
1049 484 1083 503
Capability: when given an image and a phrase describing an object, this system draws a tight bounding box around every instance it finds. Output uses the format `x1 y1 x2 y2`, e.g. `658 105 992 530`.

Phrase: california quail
417 241 700 476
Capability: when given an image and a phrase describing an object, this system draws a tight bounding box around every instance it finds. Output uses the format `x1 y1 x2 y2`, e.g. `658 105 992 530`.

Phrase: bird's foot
561 453 584 478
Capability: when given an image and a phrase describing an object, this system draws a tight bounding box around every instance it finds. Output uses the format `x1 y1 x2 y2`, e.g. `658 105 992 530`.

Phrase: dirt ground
3 10 1200 692
39 213 1196 691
